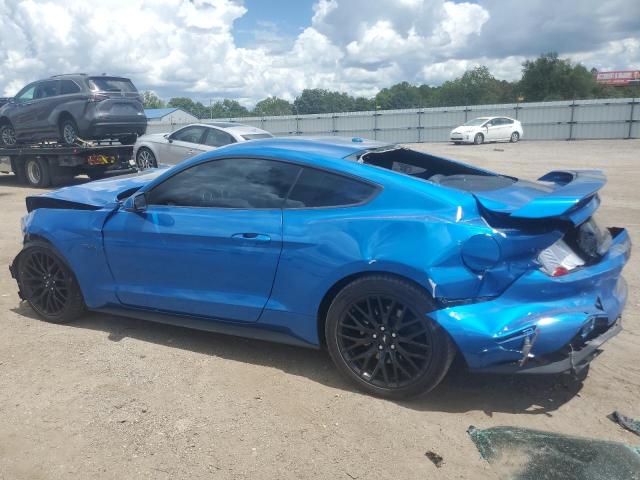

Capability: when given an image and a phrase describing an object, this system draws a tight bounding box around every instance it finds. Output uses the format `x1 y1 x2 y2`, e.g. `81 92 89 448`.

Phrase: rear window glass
241 133 273 140
286 168 376 208
88 77 137 93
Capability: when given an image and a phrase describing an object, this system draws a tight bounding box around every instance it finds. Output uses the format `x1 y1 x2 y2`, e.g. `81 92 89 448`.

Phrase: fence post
417 109 421 143
629 98 636 139
568 99 576 141
332 113 337 136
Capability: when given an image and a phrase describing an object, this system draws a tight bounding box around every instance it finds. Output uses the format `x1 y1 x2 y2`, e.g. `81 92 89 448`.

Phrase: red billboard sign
595 70 640 86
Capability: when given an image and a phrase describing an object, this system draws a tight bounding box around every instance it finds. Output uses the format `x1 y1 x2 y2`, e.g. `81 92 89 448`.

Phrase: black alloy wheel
326 276 455 399
17 244 86 323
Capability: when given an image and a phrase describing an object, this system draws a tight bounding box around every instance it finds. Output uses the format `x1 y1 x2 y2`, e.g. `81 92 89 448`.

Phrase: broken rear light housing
538 239 585 277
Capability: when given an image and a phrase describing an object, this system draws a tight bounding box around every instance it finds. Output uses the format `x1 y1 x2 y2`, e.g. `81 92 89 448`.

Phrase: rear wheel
59 118 79 145
24 157 51 187
510 131 520 143
325 275 455 399
16 243 86 323
473 133 484 145
0 122 17 146
136 147 157 169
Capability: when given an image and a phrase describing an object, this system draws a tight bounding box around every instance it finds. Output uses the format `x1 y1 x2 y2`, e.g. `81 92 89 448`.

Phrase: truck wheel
24 157 52 188
11 159 27 184
0 122 17 146
59 119 79 145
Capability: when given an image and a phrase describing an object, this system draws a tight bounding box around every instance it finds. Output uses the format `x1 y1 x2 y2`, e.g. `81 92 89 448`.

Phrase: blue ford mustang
10 137 630 398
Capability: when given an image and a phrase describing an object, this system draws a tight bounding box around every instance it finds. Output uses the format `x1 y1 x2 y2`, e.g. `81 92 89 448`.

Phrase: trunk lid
435 170 605 226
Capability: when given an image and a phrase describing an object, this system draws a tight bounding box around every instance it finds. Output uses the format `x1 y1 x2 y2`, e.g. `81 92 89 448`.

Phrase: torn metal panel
612 411 640 437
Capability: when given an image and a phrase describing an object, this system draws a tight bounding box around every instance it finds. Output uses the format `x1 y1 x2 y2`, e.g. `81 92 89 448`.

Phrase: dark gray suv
0 74 147 146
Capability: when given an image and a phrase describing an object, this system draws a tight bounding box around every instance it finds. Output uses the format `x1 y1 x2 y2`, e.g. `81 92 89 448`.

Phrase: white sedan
450 116 523 145
133 122 273 168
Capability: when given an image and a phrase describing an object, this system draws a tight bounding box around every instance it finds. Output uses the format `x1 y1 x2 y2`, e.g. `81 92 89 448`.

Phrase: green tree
209 99 250 118
435 66 511 106
142 90 165 109
293 89 357 114
518 53 598 101
375 82 423 109
253 97 293 116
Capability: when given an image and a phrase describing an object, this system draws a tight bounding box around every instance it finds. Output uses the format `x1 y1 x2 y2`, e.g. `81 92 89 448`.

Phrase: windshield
89 77 137 93
463 118 489 126
241 133 274 140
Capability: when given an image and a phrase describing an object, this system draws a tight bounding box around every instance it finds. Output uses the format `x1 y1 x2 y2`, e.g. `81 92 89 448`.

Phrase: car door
32 80 60 136
499 118 515 140
11 83 39 136
484 119 502 141
158 126 208 164
102 157 302 322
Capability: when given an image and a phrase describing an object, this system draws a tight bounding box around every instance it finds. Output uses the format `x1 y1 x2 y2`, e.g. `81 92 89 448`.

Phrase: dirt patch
1 140 639 479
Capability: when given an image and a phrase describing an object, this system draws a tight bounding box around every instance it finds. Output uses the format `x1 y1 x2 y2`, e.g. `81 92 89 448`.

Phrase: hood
26 169 167 212
434 170 605 226
452 126 480 134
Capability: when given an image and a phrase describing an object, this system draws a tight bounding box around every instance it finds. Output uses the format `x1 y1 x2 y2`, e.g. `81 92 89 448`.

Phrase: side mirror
125 192 148 212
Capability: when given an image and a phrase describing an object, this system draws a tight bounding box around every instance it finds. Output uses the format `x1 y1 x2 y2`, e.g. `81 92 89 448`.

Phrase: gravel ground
0 139 639 479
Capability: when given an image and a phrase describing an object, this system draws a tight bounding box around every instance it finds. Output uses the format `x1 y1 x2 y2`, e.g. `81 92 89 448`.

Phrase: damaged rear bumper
432 227 631 374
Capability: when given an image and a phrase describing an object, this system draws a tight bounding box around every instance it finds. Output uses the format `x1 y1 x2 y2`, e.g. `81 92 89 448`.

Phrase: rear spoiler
476 170 605 226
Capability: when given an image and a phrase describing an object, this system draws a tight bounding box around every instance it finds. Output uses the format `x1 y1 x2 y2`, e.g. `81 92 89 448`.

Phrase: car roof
217 136 391 159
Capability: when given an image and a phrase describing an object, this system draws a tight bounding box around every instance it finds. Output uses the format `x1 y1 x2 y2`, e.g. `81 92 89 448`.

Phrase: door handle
232 233 271 242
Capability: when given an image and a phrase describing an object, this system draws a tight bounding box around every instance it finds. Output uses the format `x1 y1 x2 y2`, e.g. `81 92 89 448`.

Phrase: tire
118 134 138 146
510 131 520 143
136 147 157 169
325 275 456 399
59 118 79 145
15 242 86 323
24 157 51 188
11 159 27 184
473 133 484 145
0 122 17 147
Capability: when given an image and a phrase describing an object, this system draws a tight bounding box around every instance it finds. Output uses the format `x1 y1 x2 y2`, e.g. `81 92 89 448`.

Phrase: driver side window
147 158 301 209
15 84 36 103
170 126 206 144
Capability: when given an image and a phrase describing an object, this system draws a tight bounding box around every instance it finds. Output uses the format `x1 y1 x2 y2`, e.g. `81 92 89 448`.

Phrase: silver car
133 122 273 168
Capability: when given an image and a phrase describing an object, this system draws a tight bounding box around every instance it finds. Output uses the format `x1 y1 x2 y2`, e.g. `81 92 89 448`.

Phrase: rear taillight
88 93 108 102
538 239 584 277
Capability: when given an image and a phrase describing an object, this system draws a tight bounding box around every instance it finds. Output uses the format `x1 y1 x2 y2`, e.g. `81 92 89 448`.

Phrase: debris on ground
611 411 640 437
425 450 444 468
467 425 640 480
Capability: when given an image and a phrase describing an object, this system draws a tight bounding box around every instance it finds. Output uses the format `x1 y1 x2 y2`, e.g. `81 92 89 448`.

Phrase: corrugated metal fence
147 97 639 142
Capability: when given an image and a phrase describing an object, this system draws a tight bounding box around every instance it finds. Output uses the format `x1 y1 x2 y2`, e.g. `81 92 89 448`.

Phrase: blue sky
1 0 639 105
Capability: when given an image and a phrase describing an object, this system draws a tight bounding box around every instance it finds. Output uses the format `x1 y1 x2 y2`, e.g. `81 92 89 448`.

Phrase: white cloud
0 0 638 105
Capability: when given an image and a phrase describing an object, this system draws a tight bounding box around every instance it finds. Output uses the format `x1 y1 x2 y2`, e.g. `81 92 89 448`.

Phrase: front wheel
473 133 484 145
510 131 520 143
136 147 157 169
325 275 455 399
0 122 17 146
16 243 86 323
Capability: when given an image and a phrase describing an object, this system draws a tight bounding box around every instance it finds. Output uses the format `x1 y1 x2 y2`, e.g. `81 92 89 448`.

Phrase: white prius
450 116 523 145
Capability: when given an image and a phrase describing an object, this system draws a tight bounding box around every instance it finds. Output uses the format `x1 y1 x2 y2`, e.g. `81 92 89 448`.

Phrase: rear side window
203 128 236 147
61 80 81 94
286 168 376 208
241 133 273 140
147 158 301 209
171 126 206 143
88 77 137 93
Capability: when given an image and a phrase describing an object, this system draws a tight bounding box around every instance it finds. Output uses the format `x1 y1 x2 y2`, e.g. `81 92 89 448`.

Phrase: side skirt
94 306 319 350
